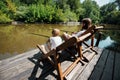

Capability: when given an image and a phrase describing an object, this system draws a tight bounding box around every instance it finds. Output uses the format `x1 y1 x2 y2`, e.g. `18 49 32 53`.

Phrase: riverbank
11 21 80 26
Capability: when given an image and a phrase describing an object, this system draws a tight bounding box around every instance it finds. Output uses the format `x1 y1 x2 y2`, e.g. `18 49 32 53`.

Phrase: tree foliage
0 10 12 23
115 0 120 10
82 0 100 23
100 2 119 24
103 11 120 24
0 0 120 24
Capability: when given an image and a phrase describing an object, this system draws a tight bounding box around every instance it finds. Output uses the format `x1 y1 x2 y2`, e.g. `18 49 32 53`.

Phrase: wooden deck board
75 48 102 80
0 49 40 67
113 52 120 80
88 49 109 80
0 47 120 80
100 51 114 80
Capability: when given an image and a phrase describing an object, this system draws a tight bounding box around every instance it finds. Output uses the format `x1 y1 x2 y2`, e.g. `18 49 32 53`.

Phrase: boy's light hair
52 28 60 36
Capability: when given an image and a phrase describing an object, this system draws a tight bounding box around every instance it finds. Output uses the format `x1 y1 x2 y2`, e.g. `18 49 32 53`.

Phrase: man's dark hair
82 18 92 30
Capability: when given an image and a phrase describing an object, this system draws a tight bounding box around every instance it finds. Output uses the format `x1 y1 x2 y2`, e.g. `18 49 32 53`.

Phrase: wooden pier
0 47 120 80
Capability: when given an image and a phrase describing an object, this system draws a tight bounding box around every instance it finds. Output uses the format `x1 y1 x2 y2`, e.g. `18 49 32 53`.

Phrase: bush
52 9 65 23
0 11 12 24
104 11 120 24
52 9 78 23
14 6 29 22
64 9 78 22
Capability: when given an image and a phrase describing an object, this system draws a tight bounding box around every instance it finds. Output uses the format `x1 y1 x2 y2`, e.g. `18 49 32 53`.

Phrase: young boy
47 28 63 50
37 28 63 54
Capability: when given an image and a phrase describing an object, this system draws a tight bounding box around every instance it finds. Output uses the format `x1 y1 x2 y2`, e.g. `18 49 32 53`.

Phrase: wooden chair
37 25 101 80
37 37 78 80
76 25 101 61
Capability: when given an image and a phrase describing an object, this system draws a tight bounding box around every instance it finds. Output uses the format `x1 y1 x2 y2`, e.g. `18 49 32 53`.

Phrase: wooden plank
9 66 54 80
8 67 33 80
63 58 80 77
32 65 56 80
61 60 74 72
0 48 104 80
88 49 109 80
65 48 95 80
65 61 85 80
0 49 40 70
85 52 95 61
113 52 120 80
82 48 93 59
0 57 33 72
65 49 92 80
0 51 54 80
100 50 115 80
0 60 53 80
76 48 102 80
0 49 39 67
66 48 103 80
0 61 35 80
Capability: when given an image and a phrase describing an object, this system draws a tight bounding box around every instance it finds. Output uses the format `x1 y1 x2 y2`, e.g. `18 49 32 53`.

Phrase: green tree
67 0 81 11
12 0 21 6
43 0 53 5
0 0 7 13
19 0 39 5
52 8 65 22
82 0 100 23
56 0 70 12
104 11 120 24
14 6 29 22
100 3 117 16
67 0 84 21
0 10 12 23
100 2 117 24
5 0 17 19
0 0 12 23
6 0 16 13
115 0 120 10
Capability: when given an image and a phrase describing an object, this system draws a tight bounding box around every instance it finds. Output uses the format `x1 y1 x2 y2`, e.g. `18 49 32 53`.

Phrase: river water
0 24 120 60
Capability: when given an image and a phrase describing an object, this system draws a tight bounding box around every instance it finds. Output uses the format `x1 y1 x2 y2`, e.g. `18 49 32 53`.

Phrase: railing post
95 32 102 47
91 34 94 48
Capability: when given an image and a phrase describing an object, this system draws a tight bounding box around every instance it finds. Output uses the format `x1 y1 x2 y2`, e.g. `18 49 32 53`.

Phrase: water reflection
99 36 115 48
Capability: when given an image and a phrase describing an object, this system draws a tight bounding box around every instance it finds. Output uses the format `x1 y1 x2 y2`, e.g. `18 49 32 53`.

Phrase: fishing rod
30 33 50 38
49 28 73 33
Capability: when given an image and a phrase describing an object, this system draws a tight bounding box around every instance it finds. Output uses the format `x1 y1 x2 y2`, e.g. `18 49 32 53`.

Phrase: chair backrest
56 37 77 51
80 25 96 36
57 25 96 51
78 25 96 42
40 37 77 58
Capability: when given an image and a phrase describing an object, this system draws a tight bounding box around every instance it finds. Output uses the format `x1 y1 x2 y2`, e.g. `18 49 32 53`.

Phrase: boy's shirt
50 36 62 50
